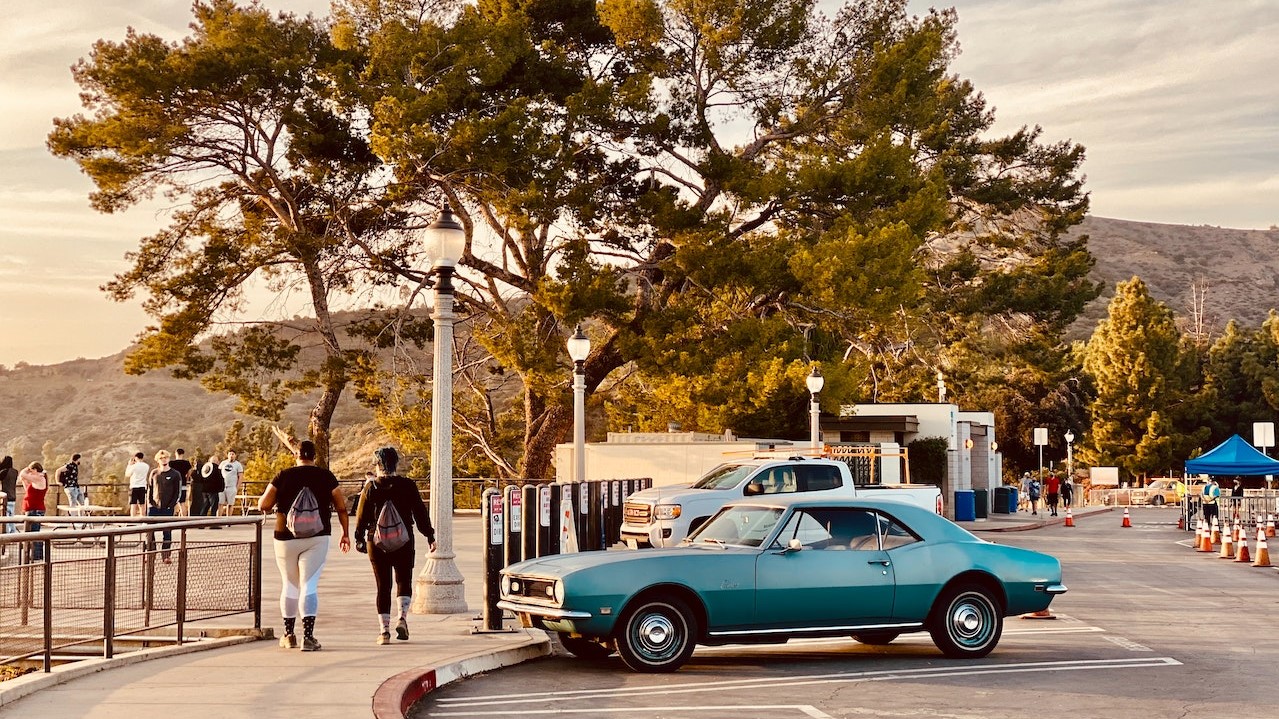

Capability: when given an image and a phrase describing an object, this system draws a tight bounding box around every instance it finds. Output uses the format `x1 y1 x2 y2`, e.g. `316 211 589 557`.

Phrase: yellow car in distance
1133 479 1195 506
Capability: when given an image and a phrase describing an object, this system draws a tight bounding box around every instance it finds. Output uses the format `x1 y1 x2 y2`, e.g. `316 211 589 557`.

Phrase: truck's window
691 464 755 490
796 465 843 492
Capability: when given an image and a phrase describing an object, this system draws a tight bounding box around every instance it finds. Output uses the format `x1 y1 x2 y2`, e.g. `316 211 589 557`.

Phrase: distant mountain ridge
5 215 1275 477
1074 216 1279 337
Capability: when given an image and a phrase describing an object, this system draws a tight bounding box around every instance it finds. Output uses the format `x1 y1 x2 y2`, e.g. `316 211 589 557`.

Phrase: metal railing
0 515 264 673
1182 494 1279 532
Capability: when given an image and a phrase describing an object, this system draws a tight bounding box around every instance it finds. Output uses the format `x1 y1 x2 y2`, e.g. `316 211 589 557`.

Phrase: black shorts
178 489 188 502
130 487 147 505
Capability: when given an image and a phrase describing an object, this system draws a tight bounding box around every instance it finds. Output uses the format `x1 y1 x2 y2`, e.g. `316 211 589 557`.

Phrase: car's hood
626 486 724 505
504 545 750 578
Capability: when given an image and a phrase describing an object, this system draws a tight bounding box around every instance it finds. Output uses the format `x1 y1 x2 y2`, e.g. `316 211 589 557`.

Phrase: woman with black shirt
257 440 350 651
355 446 435 645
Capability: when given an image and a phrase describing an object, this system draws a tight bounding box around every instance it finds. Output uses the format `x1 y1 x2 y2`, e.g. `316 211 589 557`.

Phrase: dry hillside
1073 216 1279 338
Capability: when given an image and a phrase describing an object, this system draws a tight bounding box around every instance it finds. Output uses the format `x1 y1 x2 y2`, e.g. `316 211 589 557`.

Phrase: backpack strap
354 479 373 539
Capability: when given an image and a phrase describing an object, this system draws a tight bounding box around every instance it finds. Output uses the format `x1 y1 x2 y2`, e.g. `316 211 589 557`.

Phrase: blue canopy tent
1184 434 1279 476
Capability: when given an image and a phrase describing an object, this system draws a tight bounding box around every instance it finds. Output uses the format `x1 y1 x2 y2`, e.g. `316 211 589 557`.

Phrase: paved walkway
0 504 1115 718
0 515 548 719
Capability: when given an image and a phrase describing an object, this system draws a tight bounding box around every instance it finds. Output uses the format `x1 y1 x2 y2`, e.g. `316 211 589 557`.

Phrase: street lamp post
567 325 591 483
413 205 468 615
1064 430 1075 479
806 366 824 450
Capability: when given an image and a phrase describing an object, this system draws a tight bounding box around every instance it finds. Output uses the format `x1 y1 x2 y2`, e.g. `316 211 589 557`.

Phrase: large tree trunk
303 256 347 468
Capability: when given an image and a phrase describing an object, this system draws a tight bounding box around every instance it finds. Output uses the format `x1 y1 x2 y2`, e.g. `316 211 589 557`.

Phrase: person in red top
19 462 49 561
1045 471 1062 517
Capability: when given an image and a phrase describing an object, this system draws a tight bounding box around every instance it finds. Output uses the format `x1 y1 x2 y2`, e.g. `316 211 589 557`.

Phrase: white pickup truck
620 457 944 548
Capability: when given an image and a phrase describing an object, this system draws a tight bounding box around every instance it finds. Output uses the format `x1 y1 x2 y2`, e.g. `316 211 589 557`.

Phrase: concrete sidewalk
0 515 549 719
956 503 1115 533
0 505 1112 719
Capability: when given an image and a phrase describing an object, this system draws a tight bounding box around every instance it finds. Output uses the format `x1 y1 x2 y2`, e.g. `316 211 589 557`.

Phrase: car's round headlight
507 579 520 595
552 579 564 605
655 504 682 520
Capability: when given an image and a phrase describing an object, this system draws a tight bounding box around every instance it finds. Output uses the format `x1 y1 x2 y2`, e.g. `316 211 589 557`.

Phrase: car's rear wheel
852 631 900 645
615 596 697 673
928 583 1002 659
1151 495 1166 506
558 633 614 661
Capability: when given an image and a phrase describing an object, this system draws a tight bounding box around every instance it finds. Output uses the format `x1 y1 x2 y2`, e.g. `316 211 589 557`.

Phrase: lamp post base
412 551 469 615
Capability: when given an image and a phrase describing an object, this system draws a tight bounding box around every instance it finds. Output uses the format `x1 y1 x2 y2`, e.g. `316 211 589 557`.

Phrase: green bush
908 437 949 486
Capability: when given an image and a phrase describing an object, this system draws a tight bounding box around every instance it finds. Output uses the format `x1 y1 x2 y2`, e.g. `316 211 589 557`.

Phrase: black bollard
609 480 622 545
480 488 505 631
588 480 603 551
576 480 591 550
503 484 523 567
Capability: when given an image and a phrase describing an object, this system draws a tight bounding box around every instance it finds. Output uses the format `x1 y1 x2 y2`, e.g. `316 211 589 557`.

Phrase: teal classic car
498 496 1066 672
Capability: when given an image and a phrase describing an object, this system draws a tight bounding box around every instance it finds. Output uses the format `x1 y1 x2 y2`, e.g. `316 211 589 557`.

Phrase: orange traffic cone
1267 515 1275 538
1219 523 1234 558
1064 509 1075 527
1196 519 1212 552
1021 607 1057 620
1177 512 1185 530
1253 528 1271 568
1122 508 1132 528
1211 517 1221 545
1235 530 1251 563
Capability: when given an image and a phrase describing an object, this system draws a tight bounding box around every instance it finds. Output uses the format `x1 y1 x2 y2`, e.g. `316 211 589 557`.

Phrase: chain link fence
0 515 263 674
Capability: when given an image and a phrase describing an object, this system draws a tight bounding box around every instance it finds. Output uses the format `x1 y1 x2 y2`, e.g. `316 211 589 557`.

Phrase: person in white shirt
220 450 245 515
126 452 150 517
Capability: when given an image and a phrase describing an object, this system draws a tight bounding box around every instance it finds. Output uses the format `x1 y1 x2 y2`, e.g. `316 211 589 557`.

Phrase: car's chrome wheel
1151 495 1166 506
558 633 614 661
929 584 1002 659
615 597 697 673
852 631 900 645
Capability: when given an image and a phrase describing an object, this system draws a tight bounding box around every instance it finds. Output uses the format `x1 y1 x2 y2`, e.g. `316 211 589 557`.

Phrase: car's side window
876 513 920 550
796 465 843 492
776 508 880 551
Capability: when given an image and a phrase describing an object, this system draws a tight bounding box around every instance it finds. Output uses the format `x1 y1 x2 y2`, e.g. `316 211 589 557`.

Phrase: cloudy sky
0 0 1276 367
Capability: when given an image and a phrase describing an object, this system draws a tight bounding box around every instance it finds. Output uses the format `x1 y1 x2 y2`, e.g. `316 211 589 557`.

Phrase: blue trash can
953 490 976 522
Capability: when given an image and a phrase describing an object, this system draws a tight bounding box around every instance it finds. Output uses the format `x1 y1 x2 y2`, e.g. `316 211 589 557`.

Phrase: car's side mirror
744 482 763 496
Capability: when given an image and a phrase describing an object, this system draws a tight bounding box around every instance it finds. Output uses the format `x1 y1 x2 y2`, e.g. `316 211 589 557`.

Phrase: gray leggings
273 535 330 618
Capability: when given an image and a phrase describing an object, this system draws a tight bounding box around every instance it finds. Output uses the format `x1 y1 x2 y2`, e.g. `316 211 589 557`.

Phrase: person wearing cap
353 446 435 645
257 440 350 652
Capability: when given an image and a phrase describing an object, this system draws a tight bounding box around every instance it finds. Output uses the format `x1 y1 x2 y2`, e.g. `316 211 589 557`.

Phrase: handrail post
104 534 116 659
144 529 155 627
176 528 187 644
42 548 52 672
252 519 262 631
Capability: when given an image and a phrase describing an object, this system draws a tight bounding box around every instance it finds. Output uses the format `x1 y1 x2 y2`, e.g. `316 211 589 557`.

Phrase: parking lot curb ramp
371 627 551 719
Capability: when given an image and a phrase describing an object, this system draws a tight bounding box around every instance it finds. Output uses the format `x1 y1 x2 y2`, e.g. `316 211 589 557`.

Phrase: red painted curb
371 636 550 719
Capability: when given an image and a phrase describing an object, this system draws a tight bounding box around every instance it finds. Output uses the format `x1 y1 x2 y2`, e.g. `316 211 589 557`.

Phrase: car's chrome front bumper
496 599 593 620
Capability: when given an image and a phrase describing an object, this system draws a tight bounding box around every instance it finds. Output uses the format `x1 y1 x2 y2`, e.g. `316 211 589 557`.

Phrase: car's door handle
867 559 890 566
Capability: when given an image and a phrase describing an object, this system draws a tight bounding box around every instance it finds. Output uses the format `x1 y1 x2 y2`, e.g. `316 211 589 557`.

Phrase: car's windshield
691 464 756 490
687 505 784 547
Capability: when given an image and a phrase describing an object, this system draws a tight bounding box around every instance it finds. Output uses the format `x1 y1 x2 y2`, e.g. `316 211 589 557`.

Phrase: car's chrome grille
507 575 556 602
624 502 651 524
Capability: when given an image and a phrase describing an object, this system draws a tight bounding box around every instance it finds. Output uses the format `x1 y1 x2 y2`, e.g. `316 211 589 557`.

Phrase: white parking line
428 705 835 717
431 657 1182 713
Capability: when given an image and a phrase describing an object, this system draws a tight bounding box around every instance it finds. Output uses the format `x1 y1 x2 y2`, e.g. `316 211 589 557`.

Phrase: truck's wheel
928 583 1003 659
615 597 697 673
558 633 614 661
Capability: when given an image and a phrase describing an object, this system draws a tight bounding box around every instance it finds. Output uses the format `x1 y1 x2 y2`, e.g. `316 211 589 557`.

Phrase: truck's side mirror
745 482 763 496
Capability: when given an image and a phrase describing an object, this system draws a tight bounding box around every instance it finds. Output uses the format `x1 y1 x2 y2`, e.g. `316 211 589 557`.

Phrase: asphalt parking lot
414 508 1279 719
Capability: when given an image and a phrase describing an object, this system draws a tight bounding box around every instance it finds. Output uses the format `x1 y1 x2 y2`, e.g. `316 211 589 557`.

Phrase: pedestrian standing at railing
220 450 244 516
198 454 223 517
0 456 17 534
56 454 84 507
147 450 182 564
170 449 193 517
126 452 149 517
19 462 48 561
